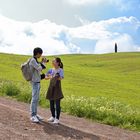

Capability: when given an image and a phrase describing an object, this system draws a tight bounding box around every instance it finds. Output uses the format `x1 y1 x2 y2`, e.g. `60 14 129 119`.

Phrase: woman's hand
45 74 52 80
56 77 63 80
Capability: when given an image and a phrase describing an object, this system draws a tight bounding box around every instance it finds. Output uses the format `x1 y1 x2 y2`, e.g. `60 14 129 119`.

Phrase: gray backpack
21 58 32 81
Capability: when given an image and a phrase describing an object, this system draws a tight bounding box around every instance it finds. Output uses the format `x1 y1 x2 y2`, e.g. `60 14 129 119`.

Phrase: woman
45 57 64 124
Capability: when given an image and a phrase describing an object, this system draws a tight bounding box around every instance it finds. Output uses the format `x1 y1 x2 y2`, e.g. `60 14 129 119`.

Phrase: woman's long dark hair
55 57 63 69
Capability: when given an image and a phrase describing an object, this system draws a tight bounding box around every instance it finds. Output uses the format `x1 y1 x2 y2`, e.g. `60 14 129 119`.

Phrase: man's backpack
21 58 32 81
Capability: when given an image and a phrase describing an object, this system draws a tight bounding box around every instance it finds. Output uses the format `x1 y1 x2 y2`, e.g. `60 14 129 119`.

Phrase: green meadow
0 52 140 131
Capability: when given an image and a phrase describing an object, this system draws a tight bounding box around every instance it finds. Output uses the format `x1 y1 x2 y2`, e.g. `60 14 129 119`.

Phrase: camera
55 73 60 78
42 57 49 63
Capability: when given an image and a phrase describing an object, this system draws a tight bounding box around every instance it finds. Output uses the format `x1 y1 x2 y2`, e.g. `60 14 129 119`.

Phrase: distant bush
1 82 20 96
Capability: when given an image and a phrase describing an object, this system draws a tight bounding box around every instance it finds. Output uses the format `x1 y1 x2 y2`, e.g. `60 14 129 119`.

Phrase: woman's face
52 59 58 67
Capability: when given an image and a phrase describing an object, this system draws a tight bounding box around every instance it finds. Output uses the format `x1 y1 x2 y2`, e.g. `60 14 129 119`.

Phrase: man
29 47 47 123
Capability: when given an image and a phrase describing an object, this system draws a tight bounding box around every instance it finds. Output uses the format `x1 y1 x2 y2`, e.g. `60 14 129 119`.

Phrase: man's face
36 53 42 58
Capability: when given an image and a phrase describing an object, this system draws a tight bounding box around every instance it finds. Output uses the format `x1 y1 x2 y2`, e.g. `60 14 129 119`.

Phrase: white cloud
70 16 140 39
0 15 80 55
0 14 140 55
94 34 139 54
69 16 140 53
74 15 90 25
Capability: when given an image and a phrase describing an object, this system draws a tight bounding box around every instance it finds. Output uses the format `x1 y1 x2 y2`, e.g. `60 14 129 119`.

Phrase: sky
0 0 140 55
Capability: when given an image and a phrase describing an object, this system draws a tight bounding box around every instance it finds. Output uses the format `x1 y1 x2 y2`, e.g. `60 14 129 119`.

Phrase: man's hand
41 57 49 63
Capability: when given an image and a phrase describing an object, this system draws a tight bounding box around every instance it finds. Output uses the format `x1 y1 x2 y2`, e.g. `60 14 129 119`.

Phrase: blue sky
0 0 140 55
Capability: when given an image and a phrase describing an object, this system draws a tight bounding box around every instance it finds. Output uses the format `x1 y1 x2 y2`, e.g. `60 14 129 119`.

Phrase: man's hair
33 47 43 56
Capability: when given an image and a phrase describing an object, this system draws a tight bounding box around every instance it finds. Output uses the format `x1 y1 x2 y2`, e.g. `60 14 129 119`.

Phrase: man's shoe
36 115 43 121
30 116 39 123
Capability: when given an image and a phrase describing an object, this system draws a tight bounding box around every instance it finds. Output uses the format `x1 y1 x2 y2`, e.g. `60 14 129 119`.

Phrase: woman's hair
55 57 63 69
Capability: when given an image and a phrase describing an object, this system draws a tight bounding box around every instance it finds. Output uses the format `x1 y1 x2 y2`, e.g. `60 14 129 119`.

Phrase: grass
0 52 140 131
0 81 20 96
62 96 140 131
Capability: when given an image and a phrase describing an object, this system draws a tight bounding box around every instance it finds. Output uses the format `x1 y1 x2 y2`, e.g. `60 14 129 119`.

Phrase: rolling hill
0 52 140 131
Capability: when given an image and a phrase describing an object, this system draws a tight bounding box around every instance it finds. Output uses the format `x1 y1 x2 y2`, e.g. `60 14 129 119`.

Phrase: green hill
0 52 140 131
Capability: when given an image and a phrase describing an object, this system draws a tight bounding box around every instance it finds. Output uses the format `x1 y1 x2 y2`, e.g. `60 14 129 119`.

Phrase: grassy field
0 52 140 131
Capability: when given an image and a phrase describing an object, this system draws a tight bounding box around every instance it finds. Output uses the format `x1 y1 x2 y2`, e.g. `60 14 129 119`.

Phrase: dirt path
0 97 139 140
